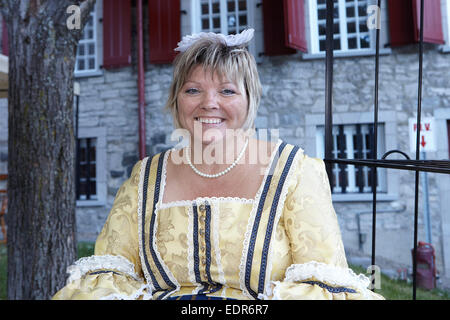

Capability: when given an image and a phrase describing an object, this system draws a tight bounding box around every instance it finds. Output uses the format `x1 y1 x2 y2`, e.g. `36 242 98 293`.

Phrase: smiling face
177 65 248 145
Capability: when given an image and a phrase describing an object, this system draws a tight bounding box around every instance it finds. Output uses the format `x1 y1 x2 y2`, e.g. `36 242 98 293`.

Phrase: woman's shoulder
274 140 327 173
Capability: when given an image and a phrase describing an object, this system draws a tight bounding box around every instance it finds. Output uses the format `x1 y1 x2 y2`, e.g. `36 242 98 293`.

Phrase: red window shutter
148 0 180 64
103 0 131 69
284 0 307 52
1 19 8 56
412 0 444 44
388 0 444 46
262 0 296 56
388 0 415 46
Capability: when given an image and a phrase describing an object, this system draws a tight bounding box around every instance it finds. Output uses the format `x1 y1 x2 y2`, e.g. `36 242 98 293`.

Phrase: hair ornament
174 28 254 52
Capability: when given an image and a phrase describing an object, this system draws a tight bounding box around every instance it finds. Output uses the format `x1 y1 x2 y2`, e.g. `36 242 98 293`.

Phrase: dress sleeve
52 160 152 300
264 154 384 300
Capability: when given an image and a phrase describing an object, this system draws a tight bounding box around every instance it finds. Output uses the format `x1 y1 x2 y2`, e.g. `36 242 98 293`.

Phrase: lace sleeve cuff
66 254 143 284
263 261 372 300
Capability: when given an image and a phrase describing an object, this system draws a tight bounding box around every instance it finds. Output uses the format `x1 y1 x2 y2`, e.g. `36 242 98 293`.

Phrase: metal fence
322 0 450 299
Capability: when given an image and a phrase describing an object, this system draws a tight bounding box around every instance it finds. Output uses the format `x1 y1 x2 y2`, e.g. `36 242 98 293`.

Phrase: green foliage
349 263 450 300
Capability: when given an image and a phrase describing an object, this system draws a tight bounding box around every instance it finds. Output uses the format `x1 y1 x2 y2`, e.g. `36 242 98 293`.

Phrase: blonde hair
165 37 262 130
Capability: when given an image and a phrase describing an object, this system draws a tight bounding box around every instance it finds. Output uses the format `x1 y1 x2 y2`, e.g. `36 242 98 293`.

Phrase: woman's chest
143 201 292 289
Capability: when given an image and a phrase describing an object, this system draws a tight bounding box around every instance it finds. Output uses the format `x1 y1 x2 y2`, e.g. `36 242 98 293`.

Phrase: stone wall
1 1 450 286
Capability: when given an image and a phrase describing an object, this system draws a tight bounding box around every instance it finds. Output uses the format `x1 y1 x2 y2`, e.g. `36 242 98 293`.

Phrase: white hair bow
174 28 254 52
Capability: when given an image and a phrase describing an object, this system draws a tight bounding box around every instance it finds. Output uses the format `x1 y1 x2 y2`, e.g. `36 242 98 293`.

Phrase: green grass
1 242 449 300
349 263 450 300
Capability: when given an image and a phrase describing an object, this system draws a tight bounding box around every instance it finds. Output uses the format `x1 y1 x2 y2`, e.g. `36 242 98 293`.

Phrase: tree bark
0 0 96 300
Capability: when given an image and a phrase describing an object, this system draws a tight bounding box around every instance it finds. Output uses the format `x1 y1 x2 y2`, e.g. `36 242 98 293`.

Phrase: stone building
1 0 450 288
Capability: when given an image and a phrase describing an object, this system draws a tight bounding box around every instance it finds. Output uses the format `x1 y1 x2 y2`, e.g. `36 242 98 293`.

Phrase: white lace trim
65 254 142 284
187 205 196 285
158 197 254 210
262 148 303 296
212 202 226 286
137 157 155 291
239 139 282 300
100 283 153 300
261 261 372 300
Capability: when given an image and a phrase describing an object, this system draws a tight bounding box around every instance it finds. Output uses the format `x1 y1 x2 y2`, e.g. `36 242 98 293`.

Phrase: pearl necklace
186 139 249 178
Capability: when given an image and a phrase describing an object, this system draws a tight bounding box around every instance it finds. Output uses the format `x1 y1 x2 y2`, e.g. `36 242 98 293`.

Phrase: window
75 3 101 76
309 0 373 54
443 0 450 52
315 123 387 194
195 0 249 34
75 127 106 207
76 138 97 201
190 0 258 56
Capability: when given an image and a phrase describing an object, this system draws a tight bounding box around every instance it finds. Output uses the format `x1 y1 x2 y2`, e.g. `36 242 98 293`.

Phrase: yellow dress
52 141 384 300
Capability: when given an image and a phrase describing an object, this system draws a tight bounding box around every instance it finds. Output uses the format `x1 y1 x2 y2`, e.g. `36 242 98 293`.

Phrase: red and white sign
409 117 436 153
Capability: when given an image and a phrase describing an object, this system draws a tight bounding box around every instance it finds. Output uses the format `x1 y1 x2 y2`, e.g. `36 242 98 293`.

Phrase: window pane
347 21 356 34
90 164 96 178
90 180 97 196
238 0 246 11
348 36 357 49
239 14 247 27
202 18 209 30
79 59 85 70
360 34 370 48
228 15 236 28
88 43 95 55
212 1 220 13
79 182 86 198
80 164 87 178
359 19 368 33
318 8 326 20
78 44 85 56
213 16 220 29
358 3 366 16
346 6 355 18
227 0 235 12
201 3 209 14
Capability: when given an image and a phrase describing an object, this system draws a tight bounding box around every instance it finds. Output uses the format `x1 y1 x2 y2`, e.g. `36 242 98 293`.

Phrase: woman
53 29 383 300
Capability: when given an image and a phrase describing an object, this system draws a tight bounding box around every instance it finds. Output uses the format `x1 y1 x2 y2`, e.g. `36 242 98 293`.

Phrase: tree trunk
0 0 96 300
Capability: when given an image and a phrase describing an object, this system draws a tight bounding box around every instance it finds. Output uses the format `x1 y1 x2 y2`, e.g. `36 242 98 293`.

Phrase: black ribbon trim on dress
142 152 177 292
244 142 287 299
257 146 299 295
88 270 122 276
300 280 357 294
141 155 162 291
149 151 177 289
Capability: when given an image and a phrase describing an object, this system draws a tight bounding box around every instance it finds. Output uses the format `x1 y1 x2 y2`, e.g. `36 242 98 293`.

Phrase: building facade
1 0 450 288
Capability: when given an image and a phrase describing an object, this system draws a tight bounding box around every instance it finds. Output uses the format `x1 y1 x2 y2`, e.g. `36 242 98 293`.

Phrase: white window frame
190 0 258 59
74 0 103 78
305 111 399 202
76 127 107 207
315 123 387 195
304 0 391 59
440 0 450 52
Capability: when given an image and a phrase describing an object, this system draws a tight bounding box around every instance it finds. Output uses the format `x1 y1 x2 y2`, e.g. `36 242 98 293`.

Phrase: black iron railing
323 0 450 299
